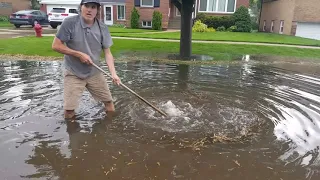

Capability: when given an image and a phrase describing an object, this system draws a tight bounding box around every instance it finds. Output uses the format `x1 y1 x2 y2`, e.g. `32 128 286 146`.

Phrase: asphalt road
0 26 57 39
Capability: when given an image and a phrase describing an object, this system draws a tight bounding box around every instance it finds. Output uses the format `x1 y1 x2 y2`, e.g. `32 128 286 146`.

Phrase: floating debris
233 160 241 167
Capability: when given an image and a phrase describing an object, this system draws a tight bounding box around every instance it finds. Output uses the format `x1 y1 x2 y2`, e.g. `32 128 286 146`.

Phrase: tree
233 6 252 32
172 0 195 60
130 7 140 29
249 0 263 22
30 0 40 10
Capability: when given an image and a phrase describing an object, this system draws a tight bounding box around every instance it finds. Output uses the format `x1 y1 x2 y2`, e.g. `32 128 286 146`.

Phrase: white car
48 7 78 29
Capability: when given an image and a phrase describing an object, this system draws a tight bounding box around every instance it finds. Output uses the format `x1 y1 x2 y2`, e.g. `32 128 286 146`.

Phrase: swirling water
1 59 320 179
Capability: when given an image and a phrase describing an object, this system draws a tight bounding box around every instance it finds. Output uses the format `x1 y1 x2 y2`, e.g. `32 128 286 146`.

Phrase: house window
141 0 154 7
263 20 266 31
117 5 125 20
199 0 236 13
279 20 284 34
271 20 274 32
142 21 152 28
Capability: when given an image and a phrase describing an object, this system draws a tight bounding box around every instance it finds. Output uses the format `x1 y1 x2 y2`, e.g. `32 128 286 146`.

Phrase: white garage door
296 22 320 40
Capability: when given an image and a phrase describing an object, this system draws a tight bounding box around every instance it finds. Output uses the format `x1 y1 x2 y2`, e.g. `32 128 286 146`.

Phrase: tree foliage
233 6 252 32
31 0 40 10
130 7 140 29
152 11 162 30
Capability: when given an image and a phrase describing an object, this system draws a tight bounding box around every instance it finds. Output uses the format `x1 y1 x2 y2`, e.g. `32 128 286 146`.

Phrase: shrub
232 6 251 32
194 13 207 23
192 20 207 32
130 7 140 29
0 15 9 22
201 15 234 29
251 21 259 30
152 11 162 30
217 26 226 31
112 23 126 28
192 20 216 33
207 27 216 32
227 25 237 32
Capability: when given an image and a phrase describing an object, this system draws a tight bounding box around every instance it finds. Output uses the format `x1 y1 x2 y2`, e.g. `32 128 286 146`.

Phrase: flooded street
1 58 320 180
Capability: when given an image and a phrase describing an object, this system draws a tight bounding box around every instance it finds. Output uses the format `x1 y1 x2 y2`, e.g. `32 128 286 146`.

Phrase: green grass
0 21 13 28
111 31 320 47
1 36 320 61
108 26 158 33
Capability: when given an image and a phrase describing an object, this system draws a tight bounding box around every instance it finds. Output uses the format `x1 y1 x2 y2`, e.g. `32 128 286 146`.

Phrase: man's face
81 3 99 21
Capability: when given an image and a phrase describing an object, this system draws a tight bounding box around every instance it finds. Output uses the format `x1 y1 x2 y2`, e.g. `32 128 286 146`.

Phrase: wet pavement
0 27 57 39
1 58 320 179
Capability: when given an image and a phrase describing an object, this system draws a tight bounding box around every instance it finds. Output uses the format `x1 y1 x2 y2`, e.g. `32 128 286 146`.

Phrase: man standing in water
52 0 120 119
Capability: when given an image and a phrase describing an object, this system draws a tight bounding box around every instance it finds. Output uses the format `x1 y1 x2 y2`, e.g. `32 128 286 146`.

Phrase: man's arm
52 37 93 65
104 48 116 76
52 37 82 58
100 23 117 75
51 17 92 65
104 48 121 85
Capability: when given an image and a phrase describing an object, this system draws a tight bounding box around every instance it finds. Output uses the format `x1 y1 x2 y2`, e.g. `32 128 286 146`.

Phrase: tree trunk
179 1 193 60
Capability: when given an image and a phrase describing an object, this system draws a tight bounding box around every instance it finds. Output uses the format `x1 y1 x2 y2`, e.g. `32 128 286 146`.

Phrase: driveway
0 26 57 39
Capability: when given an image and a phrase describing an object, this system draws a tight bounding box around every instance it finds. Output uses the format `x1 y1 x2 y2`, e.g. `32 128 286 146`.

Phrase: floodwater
1 58 320 180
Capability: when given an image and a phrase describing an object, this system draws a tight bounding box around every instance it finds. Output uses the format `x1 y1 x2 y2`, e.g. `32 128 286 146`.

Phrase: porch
168 0 197 29
100 0 126 26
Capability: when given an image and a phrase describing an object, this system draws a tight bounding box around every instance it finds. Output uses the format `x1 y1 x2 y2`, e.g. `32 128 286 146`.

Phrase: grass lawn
1 36 320 61
108 26 158 33
0 21 13 28
111 31 320 47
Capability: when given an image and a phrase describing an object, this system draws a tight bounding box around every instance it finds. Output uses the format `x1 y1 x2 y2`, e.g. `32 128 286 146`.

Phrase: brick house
39 0 249 30
128 0 249 29
0 0 32 16
259 0 320 40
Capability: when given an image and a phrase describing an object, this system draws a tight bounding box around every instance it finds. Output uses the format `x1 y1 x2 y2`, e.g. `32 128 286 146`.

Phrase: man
52 0 120 119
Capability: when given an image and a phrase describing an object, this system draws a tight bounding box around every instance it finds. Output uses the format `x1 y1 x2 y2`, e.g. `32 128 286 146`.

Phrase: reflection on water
1 59 320 179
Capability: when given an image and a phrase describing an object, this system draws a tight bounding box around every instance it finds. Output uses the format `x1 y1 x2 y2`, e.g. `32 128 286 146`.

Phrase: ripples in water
1 59 320 179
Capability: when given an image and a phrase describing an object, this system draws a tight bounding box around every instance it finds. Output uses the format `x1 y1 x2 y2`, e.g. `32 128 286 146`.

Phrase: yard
0 21 13 28
108 26 158 33
2 20 320 48
111 31 320 47
1 36 320 62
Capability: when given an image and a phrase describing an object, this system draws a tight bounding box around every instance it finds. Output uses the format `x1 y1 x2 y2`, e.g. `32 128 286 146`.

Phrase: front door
104 5 113 25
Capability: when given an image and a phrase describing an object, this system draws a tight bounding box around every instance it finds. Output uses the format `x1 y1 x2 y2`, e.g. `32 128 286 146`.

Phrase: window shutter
154 0 160 7
134 0 140 7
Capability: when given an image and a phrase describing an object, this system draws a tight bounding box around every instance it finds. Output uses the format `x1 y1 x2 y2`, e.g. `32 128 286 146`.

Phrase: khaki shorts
63 70 113 110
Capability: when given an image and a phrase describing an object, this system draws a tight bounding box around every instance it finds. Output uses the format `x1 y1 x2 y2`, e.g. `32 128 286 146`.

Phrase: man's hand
78 52 93 65
112 73 121 86
104 48 120 85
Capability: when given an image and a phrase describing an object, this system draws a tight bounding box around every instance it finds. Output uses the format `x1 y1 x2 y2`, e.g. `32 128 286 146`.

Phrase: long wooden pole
92 63 167 117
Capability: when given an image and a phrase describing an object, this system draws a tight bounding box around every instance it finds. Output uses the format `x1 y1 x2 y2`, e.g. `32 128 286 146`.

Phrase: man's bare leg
64 110 76 120
104 101 115 119
104 101 115 112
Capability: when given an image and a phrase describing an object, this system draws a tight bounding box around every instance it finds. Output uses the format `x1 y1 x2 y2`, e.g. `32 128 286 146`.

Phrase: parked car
48 7 78 29
9 10 48 28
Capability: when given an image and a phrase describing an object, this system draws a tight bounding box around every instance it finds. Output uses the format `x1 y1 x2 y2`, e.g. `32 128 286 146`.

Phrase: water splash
160 100 185 117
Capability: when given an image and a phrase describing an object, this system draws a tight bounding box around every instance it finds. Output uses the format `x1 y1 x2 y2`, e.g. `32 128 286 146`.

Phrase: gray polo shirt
56 15 113 79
